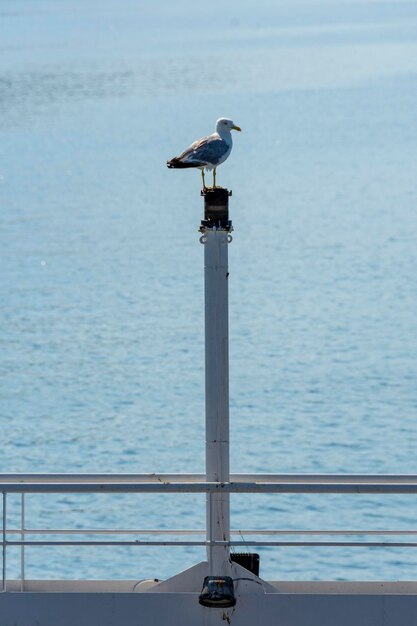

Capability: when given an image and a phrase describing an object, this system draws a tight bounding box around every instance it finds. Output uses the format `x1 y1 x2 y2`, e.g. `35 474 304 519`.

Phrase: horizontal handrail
1 473 417 484
5 528 417 536
4 540 417 548
2 477 417 588
2 481 417 494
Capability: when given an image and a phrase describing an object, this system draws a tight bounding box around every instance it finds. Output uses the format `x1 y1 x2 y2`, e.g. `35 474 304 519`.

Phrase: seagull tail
167 157 201 169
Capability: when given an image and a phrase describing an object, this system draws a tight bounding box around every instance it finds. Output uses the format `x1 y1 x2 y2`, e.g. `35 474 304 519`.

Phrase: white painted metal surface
2 582 417 626
201 224 231 576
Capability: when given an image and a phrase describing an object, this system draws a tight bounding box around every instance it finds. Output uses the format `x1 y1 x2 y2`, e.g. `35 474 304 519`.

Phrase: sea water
1 0 417 582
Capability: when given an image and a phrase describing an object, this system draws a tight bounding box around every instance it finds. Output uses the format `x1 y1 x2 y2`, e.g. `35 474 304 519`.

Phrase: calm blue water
1 0 417 582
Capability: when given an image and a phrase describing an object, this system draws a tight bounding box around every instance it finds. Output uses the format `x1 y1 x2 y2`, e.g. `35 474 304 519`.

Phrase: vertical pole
200 188 232 575
2 492 6 592
20 494 25 592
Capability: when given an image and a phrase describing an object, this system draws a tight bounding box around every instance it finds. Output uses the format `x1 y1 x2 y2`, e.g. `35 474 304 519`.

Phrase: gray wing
177 135 229 166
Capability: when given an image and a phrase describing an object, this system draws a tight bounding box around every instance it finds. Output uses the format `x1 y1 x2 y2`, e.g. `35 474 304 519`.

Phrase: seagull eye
223 121 227 125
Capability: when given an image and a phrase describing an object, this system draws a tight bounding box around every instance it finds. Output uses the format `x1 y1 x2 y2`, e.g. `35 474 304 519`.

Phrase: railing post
20 493 25 592
2 492 6 592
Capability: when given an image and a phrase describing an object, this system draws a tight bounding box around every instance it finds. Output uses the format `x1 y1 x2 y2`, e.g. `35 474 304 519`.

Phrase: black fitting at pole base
199 576 236 608
200 187 232 230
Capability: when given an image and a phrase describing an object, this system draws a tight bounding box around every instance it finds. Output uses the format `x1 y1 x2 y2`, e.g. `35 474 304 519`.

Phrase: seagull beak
232 124 242 132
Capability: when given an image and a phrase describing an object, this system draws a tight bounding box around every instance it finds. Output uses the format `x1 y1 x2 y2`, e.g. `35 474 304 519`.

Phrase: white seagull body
167 117 241 189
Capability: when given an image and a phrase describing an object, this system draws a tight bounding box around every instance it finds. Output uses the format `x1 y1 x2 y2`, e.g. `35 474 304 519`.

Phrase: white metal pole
200 190 232 576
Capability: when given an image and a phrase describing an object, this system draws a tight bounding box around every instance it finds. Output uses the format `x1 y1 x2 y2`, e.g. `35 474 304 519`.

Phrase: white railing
2 473 417 591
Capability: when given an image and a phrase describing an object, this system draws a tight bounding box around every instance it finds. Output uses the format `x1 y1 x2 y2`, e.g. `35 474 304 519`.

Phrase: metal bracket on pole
199 187 233 233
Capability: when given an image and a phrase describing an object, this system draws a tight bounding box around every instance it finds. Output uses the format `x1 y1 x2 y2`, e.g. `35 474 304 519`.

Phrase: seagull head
216 118 242 133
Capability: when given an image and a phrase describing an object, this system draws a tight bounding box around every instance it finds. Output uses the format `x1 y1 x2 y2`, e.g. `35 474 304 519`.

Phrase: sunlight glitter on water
1 0 417 581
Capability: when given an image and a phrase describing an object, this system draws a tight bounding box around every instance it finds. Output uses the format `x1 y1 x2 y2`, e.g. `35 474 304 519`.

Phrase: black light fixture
198 576 236 608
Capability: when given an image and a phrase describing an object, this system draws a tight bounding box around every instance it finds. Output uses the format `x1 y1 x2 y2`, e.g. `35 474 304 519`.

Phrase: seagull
167 118 241 190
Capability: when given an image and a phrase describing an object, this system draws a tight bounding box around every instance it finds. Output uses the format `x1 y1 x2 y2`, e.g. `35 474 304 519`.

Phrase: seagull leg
201 169 207 191
213 168 216 188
